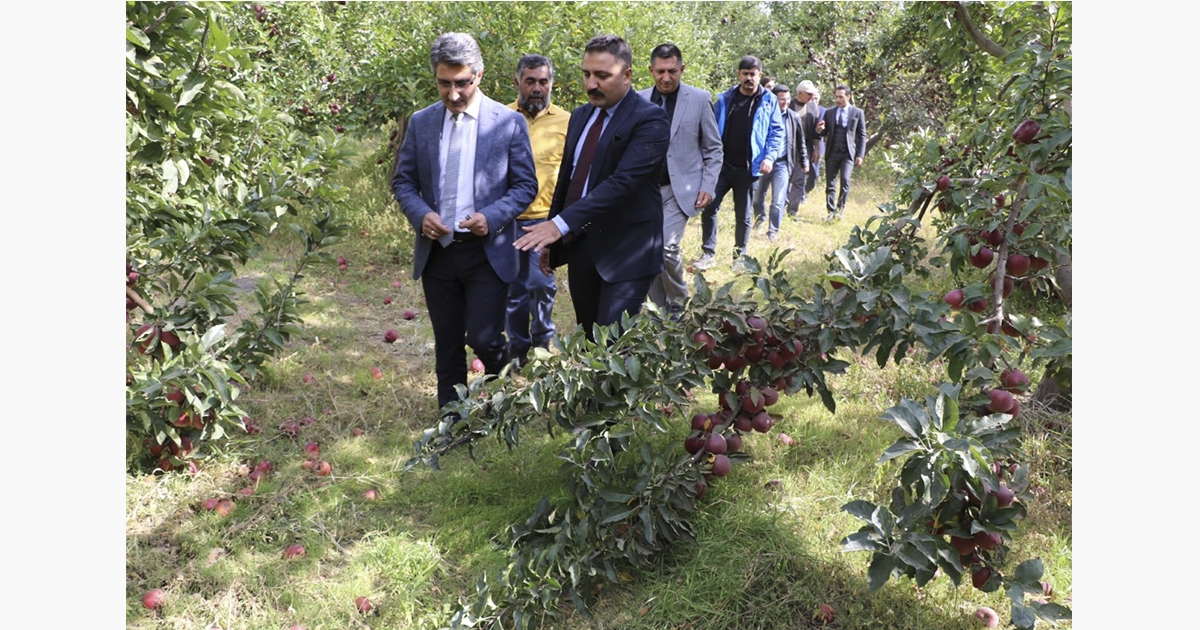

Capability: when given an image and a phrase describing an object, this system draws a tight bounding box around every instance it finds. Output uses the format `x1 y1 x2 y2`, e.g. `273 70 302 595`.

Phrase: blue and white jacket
713 84 785 175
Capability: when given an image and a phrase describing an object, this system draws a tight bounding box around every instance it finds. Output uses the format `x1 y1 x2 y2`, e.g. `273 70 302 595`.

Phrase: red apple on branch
1012 119 1041 144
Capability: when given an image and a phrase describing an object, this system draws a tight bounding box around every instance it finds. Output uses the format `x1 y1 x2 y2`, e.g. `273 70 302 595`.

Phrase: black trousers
421 238 508 409
566 234 655 342
700 164 756 258
825 150 855 215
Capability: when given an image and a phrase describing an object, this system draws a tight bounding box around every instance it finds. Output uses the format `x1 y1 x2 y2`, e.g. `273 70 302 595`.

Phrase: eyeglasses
437 75 477 91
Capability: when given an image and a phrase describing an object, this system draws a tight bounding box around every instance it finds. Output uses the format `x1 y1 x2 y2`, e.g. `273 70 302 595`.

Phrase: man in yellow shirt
506 54 571 367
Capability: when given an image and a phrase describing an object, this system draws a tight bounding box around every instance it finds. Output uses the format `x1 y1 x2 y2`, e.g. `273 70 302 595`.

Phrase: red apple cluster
693 313 806 385
134 323 182 357
927 461 1022 591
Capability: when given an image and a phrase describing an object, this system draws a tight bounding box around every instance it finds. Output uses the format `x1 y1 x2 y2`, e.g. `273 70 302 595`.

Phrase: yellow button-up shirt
508 101 570 220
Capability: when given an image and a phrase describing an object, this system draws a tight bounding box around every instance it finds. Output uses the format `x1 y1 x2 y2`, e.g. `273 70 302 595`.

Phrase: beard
519 94 547 116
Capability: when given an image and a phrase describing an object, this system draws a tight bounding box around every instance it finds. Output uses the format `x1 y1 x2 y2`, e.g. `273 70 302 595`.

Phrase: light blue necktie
438 113 462 247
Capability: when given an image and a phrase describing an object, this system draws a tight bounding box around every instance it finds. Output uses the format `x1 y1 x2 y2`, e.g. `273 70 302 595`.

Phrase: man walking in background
752 83 807 242
815 84 866 221
692 55 783 272
506 54 570 367
392 33 538 411
787 79 824 218
639 43 722 318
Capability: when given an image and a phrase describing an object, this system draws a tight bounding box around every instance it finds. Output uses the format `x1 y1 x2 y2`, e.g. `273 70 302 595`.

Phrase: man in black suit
513 34 670 341
815 84 867 221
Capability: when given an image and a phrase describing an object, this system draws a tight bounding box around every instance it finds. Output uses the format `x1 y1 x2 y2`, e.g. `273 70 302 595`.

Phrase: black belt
452 231 480 243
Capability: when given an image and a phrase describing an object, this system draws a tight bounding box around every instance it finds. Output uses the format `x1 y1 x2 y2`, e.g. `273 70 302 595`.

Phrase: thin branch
952 1 1008 58
191 18 211 75
141 2 177 35
127 286 155 315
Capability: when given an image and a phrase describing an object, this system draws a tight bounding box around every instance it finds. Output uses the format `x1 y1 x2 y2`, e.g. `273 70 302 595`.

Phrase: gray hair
515 54 554 81
430 33 484 74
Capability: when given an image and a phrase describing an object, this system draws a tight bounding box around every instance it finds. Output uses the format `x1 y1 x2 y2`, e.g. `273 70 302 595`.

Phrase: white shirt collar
446 91 484 123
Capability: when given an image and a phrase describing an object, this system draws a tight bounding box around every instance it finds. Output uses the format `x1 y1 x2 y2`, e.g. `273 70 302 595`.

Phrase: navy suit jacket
391 94 538 282
548 88 670 282
818 104 867 161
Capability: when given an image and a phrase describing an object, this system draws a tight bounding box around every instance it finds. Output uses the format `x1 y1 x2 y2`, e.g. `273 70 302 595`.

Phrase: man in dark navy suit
513 34 670 341
392 33 538 410
815 84 867 221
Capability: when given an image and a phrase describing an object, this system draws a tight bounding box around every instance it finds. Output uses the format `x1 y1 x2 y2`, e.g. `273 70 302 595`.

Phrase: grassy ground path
127 159 1072 630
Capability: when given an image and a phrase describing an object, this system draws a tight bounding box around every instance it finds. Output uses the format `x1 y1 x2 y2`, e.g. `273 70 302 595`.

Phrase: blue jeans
752 161 790 236
787 157 819 215
505 218 557 356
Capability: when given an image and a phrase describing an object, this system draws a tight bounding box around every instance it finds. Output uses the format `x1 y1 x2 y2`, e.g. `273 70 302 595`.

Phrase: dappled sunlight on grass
127 142 1071 629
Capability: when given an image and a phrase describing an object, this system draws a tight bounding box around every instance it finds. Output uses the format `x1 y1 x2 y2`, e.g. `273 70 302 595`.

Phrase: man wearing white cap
787 79 824 218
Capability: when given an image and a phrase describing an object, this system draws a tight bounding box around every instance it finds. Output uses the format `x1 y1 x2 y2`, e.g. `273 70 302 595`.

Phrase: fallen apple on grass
283 544 306 559
142 588 165 610
974 606 999 628
214 499 235 517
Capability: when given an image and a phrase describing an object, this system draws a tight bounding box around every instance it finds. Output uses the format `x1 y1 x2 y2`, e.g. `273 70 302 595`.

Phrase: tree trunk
1031 356 1071 413
864 128 886 157
1054 252 1072 308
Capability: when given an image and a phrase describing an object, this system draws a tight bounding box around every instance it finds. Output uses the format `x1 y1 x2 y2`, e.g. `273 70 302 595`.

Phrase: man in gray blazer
638 43 722 318
392 33 538 411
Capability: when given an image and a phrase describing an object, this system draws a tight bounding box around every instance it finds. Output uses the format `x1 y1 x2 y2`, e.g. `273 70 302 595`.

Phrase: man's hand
855 157 863 167
538 250 553 276
803 166 810 173
458 212 490 236
759 159 774 175
421 212 451 241
695 191 713 208
514 220 563 253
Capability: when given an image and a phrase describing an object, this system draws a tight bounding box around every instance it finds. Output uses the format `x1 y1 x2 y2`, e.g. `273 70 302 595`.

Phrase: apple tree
125 1 350 472
826 3 1072 627
395 3 1070 628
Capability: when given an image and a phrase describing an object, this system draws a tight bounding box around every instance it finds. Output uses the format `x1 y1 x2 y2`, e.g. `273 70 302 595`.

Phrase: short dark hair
585 34 632 69
738 55 762 72
835 84 851 96
515 54 554 81
650 43 683 65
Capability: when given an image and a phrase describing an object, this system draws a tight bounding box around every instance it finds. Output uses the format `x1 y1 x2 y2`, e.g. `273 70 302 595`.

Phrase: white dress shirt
438 93 482 232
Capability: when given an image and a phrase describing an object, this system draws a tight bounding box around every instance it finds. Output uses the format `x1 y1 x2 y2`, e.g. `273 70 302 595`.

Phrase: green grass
126 144 1071 629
